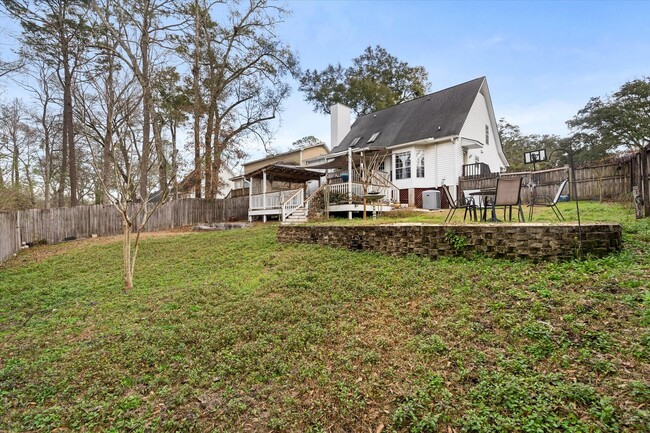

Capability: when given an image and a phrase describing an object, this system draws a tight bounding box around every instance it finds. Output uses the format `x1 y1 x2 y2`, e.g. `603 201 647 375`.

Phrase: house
321 76 509 207
243 76 508 222
150 165 236 202
231 144 330 222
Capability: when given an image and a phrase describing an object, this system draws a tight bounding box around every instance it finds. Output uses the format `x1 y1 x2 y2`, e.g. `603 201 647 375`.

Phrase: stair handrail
304 183 329 212
281 188 304 221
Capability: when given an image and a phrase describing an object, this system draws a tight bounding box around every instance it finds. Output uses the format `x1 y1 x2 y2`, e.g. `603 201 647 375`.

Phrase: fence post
15 210 21 249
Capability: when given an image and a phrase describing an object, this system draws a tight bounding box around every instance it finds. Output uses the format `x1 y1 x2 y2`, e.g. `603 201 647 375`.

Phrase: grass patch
0 202 648 431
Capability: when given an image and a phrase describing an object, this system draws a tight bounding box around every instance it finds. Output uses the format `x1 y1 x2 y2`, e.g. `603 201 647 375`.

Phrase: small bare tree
78 64 170 290
352 150 387 221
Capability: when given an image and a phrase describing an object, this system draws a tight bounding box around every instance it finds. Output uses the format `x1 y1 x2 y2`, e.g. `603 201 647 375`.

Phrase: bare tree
352 150 387 221
0 98 38 205
79 65 168 289
179 0 298 198
2 0 91 207
18 60 61 208
93 0 183 202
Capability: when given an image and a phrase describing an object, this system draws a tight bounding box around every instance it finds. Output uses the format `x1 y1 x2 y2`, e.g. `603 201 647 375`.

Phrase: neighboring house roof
331 77 486 153
149 165 235 202
243 144 330 169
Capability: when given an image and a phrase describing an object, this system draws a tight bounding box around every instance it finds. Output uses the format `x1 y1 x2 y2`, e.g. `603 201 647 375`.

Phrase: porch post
248 176 252 222
348 147 353 219
262 170 267 210
262 170 268 222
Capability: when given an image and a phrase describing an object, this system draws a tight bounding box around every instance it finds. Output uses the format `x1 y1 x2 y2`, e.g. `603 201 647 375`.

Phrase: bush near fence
0 197 248 263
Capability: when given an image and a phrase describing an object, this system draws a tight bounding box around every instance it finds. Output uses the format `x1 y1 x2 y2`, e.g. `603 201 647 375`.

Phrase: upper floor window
395 152 411 180
485 125 489 145
416 150 425 178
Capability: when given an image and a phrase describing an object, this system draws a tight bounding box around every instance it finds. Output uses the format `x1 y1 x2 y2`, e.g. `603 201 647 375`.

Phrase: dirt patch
1 226 195 268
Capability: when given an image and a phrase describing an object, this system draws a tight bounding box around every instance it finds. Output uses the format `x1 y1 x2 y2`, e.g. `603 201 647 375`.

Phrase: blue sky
266 0 650 159
1 1 649 167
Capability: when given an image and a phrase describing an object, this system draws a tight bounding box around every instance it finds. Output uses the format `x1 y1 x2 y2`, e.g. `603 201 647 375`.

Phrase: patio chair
442 184 477 222
528 179 568 221
492 177 525 222
463 189 484 209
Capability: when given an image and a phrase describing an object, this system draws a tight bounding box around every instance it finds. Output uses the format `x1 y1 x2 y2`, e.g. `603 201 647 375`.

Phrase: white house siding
387 141 460 201
460 90 504 173
436 141 459 189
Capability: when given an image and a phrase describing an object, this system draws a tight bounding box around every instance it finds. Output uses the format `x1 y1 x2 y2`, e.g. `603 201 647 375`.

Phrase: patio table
469 189 498 222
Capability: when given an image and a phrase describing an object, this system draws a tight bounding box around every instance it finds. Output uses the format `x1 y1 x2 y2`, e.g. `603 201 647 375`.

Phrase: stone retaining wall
277 223 622 261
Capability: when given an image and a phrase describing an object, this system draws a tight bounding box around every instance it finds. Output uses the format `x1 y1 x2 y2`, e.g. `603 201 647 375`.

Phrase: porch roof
246 163 324 183
308 148 390 170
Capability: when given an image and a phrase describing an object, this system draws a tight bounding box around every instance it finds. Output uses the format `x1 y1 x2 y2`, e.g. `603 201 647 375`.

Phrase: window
367 132 381 143
395 152 411 180
350 137 361 147
416 150 425 178
378 161 385 172
485 125 489 145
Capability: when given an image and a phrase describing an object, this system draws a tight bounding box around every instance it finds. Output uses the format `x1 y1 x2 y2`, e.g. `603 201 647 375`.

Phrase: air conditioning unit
422 190 440 210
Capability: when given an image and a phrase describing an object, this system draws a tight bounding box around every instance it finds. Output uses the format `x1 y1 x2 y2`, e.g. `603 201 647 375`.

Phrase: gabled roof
243 143 329 168
331 77 485 153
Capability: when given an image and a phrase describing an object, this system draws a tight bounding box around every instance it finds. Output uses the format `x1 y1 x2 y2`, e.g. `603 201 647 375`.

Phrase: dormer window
367 132 380 143
350 137 361 147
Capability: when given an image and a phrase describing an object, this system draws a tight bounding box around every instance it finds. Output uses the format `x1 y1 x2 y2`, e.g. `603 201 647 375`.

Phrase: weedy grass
0 201 648 432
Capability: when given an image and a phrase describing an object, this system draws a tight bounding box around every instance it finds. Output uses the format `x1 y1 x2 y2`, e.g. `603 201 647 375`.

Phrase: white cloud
499 99 579 136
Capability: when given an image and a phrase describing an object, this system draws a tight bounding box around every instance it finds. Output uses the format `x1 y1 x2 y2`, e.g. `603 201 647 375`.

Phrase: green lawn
1 202 649 432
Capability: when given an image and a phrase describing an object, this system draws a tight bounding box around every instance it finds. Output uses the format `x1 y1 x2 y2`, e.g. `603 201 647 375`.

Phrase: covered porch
246 164 323 222
246 148 401 222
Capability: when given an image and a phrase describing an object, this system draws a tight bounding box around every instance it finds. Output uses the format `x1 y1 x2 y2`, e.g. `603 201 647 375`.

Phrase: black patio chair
528 179 568 221
442 184 477 223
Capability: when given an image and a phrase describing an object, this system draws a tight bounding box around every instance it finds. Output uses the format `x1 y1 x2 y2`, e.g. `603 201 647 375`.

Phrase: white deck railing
250 189 302 210
329 182 398 204
281 189 304 221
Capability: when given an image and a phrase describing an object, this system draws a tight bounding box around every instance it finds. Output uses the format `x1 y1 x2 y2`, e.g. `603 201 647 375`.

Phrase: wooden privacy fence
460 147 650 204
459 167 570 204
0 197 248 263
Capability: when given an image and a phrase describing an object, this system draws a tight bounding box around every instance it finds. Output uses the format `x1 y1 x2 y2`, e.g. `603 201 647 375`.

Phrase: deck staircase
280 178 399 224
282 207 308 224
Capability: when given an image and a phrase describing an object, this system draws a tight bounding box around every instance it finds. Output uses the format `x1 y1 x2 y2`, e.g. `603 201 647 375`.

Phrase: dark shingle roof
331 77 485 153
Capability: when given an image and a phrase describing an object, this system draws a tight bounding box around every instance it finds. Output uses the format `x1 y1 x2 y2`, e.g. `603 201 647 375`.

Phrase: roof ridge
355 76 485 119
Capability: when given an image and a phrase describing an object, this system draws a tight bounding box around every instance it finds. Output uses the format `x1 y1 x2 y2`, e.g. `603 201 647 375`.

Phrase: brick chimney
330 103 351 148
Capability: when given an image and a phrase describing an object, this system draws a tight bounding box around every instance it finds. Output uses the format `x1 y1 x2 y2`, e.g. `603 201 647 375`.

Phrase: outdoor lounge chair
442 184 477 222
491 177 525 222
528 179 568 221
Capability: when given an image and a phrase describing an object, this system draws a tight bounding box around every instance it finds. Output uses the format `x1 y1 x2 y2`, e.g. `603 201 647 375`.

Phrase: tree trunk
58 121 68 207
42 101 51 209
642 145 650 218
11 116 19 187
140 11 151 202
192 0 202 199
209 117 222 198
170 121 178 200
123 219 133 290
102 49 115 205
153 115 168 198
64 60 77 206
204 96 216 198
